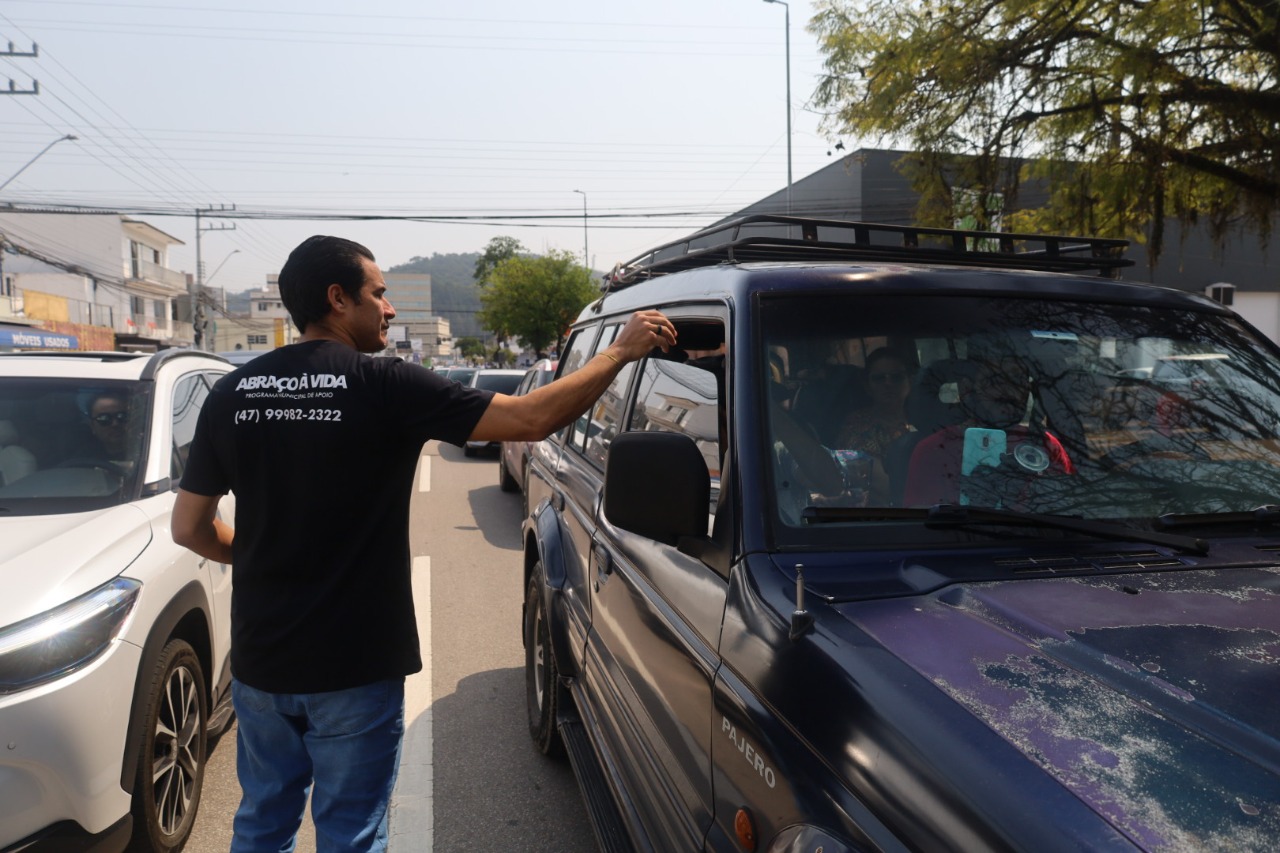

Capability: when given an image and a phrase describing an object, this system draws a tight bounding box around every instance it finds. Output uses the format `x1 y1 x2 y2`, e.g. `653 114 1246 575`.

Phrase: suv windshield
763 292 1280 536
0 378 149 513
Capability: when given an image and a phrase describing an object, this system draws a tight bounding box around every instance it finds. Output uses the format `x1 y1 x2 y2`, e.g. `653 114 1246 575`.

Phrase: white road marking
390 555 433 851
418 455 431 492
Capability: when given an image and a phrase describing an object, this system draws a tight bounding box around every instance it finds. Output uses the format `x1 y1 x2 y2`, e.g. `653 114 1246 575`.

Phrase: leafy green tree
473 236 526 287
456 337 486 362
810 0 1280 259
478 250 597 357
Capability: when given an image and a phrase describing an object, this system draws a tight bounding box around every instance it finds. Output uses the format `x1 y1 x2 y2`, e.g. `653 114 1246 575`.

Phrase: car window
171 373 213 483
582 324 638 470
0 378 149 511
629 353 722 525
560 326 599 448
760 292 1280 537
473 372 525 394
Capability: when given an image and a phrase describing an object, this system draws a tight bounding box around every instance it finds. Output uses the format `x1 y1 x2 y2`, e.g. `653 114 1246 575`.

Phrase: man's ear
326 283 348 313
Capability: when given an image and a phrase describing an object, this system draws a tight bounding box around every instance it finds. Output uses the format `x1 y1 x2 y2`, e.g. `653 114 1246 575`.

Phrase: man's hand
607 310 676 363
172 488 234 564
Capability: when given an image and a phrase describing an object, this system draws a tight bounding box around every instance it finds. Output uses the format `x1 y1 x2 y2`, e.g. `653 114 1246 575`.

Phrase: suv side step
559 718 636 853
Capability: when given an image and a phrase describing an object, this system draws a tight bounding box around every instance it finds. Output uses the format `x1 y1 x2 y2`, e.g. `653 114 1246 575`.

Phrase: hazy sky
0 0 848 293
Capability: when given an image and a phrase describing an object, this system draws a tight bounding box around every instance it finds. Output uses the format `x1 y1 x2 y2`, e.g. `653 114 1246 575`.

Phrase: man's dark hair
278 236 376 333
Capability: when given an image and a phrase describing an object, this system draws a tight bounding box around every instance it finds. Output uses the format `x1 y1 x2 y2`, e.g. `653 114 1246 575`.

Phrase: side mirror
604 431 709 546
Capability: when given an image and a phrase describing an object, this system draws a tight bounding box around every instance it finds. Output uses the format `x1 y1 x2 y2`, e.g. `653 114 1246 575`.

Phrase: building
719 149 1280 340
205 275 296 353
0 212 192 351
383 272 437 355
375 273 451 362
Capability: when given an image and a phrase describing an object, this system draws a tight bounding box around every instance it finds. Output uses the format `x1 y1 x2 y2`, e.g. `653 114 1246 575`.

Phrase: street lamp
204 248 240 286
763 0 792 215
0 134 78 195
572 189 589 270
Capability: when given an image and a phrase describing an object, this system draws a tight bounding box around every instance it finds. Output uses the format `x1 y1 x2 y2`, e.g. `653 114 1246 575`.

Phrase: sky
0 0 849 294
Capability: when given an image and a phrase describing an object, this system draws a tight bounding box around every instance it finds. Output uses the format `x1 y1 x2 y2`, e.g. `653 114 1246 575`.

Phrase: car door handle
594 543 612 575
593 542 612 591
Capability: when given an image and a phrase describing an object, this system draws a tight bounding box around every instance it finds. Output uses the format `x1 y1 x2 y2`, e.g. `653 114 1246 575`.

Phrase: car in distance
0 349 234 852
216 349 266 365
498 360 557 496
445 366 477 386
519 215 1280 851
463 368 528 457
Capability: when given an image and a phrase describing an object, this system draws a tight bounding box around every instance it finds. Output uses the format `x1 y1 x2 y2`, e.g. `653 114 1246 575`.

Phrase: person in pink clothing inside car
903 355 1073 507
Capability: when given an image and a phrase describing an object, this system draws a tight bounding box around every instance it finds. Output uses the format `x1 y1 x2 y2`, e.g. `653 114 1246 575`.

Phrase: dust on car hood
841 567 1280 850
0 505 152 627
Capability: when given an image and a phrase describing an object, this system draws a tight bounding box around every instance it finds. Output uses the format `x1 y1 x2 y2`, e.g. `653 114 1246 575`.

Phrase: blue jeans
230 678 406 853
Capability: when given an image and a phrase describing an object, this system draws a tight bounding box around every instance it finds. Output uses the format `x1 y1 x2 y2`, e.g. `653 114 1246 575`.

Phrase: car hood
839 567 1280 849
0 505 152 628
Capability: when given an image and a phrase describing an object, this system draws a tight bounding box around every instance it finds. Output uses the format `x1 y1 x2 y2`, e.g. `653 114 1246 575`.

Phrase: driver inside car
903 355 1073 507
86 391 133 463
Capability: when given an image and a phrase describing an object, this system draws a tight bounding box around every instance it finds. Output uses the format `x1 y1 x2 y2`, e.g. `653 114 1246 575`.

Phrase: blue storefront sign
0 328 79 350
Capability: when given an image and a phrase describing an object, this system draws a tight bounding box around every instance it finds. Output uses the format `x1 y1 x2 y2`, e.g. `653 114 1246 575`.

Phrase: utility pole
193 204 236 351
572 190 589 273
763 0 793 214
1 42 39 96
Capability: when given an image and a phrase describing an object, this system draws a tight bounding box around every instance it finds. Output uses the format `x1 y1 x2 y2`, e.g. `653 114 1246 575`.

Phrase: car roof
0 349 231 380
584 258 1225 322
216 350 265 364
580 214 1223 321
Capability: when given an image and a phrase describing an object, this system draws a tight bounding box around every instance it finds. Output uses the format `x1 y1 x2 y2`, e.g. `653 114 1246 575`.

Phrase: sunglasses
868 372 908 384
92 411 129 426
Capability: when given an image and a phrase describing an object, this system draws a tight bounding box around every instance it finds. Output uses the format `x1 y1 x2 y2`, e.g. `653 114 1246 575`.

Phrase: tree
478 250 597 357
473 236 526 287
456 337 486 362
810 0 1280 260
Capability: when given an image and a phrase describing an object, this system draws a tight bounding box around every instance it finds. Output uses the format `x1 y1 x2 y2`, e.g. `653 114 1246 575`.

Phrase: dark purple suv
518 216 1280 852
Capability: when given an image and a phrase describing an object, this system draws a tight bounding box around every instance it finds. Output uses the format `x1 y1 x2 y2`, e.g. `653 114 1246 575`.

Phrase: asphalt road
182 440 596 853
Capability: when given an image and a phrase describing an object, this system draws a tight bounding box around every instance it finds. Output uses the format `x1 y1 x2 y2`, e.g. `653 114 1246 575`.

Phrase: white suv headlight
0 577 141 694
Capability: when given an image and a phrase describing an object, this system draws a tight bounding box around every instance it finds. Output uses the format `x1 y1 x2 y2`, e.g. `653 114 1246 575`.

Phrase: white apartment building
0 212 191 351
205 275 296 353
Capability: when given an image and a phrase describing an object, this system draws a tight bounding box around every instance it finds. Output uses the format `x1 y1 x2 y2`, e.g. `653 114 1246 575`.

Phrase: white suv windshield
762 292 1280 531
0 378 149 513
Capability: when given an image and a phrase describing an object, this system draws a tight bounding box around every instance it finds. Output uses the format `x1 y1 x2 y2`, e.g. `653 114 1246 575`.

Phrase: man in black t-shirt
172 235 674 853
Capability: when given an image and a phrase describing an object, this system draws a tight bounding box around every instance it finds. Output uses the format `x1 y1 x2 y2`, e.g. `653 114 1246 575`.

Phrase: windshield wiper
802 504 1209 556
1156 504 1280 531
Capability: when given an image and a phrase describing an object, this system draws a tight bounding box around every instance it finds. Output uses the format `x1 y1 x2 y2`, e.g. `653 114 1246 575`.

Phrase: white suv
0 349 234 852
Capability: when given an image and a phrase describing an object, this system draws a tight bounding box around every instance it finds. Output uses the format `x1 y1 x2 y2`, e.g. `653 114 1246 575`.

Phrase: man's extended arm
468 309 675 442
172 489 234 564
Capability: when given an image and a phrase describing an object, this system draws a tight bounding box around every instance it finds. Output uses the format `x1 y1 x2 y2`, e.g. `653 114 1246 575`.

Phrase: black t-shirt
180 341 493 693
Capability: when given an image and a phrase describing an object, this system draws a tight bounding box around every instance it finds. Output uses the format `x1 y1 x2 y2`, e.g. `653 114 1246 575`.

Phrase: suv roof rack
603 214 1132 291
